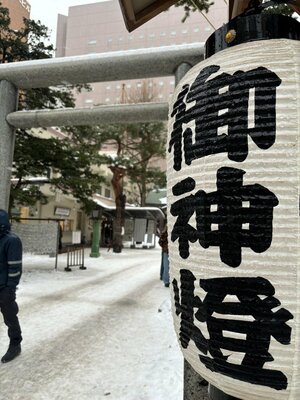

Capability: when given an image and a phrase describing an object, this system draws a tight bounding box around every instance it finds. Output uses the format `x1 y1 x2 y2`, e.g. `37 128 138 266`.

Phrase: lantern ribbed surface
167 39 300 400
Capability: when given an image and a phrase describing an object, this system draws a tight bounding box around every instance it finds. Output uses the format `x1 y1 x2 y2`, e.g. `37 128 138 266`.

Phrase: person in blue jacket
0 209 22 363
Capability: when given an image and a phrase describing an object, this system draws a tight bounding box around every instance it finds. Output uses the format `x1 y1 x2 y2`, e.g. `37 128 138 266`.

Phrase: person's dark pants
160 251 164 280
0 288 22 346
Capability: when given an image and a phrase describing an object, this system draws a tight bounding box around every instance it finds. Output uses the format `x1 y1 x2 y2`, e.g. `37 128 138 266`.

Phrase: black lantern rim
205 13 300 59
208 384 241 400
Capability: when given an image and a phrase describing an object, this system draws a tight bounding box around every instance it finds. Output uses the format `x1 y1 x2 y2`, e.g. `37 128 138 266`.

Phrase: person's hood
0 209 10 236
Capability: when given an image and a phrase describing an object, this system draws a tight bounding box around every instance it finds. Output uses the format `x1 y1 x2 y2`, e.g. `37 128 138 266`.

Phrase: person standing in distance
159 223 170 288
0 209 22 363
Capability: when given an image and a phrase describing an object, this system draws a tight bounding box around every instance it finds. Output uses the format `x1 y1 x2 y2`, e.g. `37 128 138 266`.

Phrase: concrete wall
12 220 58 255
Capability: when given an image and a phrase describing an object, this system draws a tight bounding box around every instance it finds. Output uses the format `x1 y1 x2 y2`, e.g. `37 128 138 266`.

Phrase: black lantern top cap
205 12 300 59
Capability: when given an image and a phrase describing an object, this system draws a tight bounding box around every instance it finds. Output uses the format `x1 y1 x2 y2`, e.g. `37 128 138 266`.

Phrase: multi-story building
26 1 228 246
1 0 31 30
54 0 228 196
56 0 228 107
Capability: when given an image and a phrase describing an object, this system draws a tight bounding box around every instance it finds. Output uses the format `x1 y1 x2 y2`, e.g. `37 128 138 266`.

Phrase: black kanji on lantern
168 65 281 171
169 176 199 259
173 269 208 354
170 167 278 267
172 270 293 390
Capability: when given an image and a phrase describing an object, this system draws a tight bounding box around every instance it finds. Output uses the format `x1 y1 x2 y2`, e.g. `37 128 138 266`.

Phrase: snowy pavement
0 247 187 400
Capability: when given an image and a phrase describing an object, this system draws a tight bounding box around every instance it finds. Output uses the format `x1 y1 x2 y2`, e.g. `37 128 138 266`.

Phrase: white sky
29 0 110 45
28 1 300 46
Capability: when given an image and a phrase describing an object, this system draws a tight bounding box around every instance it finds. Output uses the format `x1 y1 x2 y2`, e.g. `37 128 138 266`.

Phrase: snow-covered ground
0 247 185 400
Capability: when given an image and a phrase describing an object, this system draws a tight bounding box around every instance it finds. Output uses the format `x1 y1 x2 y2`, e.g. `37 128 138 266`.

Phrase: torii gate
0 43 204 210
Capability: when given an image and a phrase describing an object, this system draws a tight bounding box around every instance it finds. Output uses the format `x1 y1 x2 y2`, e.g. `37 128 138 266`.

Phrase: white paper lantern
167 38 300 400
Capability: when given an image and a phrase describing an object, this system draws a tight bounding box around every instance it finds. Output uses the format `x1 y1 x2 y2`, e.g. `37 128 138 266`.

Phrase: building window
169 80 175 85
171 31 176 36
160 32 166 36
85 99 93 104
182 29 188 34
88 40 97 45
105 188 111 198
193 28 199 32
105 98 110 102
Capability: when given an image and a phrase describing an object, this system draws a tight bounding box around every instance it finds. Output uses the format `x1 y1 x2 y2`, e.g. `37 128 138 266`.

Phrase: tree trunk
140 181 147 207
110 165 126 253
139 165 147 207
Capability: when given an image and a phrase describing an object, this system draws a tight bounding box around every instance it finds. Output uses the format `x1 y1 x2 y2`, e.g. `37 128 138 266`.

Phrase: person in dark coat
159 225 169 287
0 209 23 363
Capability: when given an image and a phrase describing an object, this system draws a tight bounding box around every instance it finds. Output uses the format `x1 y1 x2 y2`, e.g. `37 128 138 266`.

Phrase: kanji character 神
170 167 278 267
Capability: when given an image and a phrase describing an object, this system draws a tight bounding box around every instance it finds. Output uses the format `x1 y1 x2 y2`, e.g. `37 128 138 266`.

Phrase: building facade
1 0 31 30
56 0 228 107
46 0 229 245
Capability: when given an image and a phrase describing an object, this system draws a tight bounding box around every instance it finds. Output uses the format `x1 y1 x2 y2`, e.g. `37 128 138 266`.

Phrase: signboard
123 219 134 242
147 220 156 244
19 0 31 13
133 218 147 242
167 39 300 399
72 230 81 244
118 0 176 32
54 207 70 217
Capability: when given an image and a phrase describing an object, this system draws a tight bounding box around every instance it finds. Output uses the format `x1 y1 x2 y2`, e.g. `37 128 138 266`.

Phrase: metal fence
65 245 86 272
